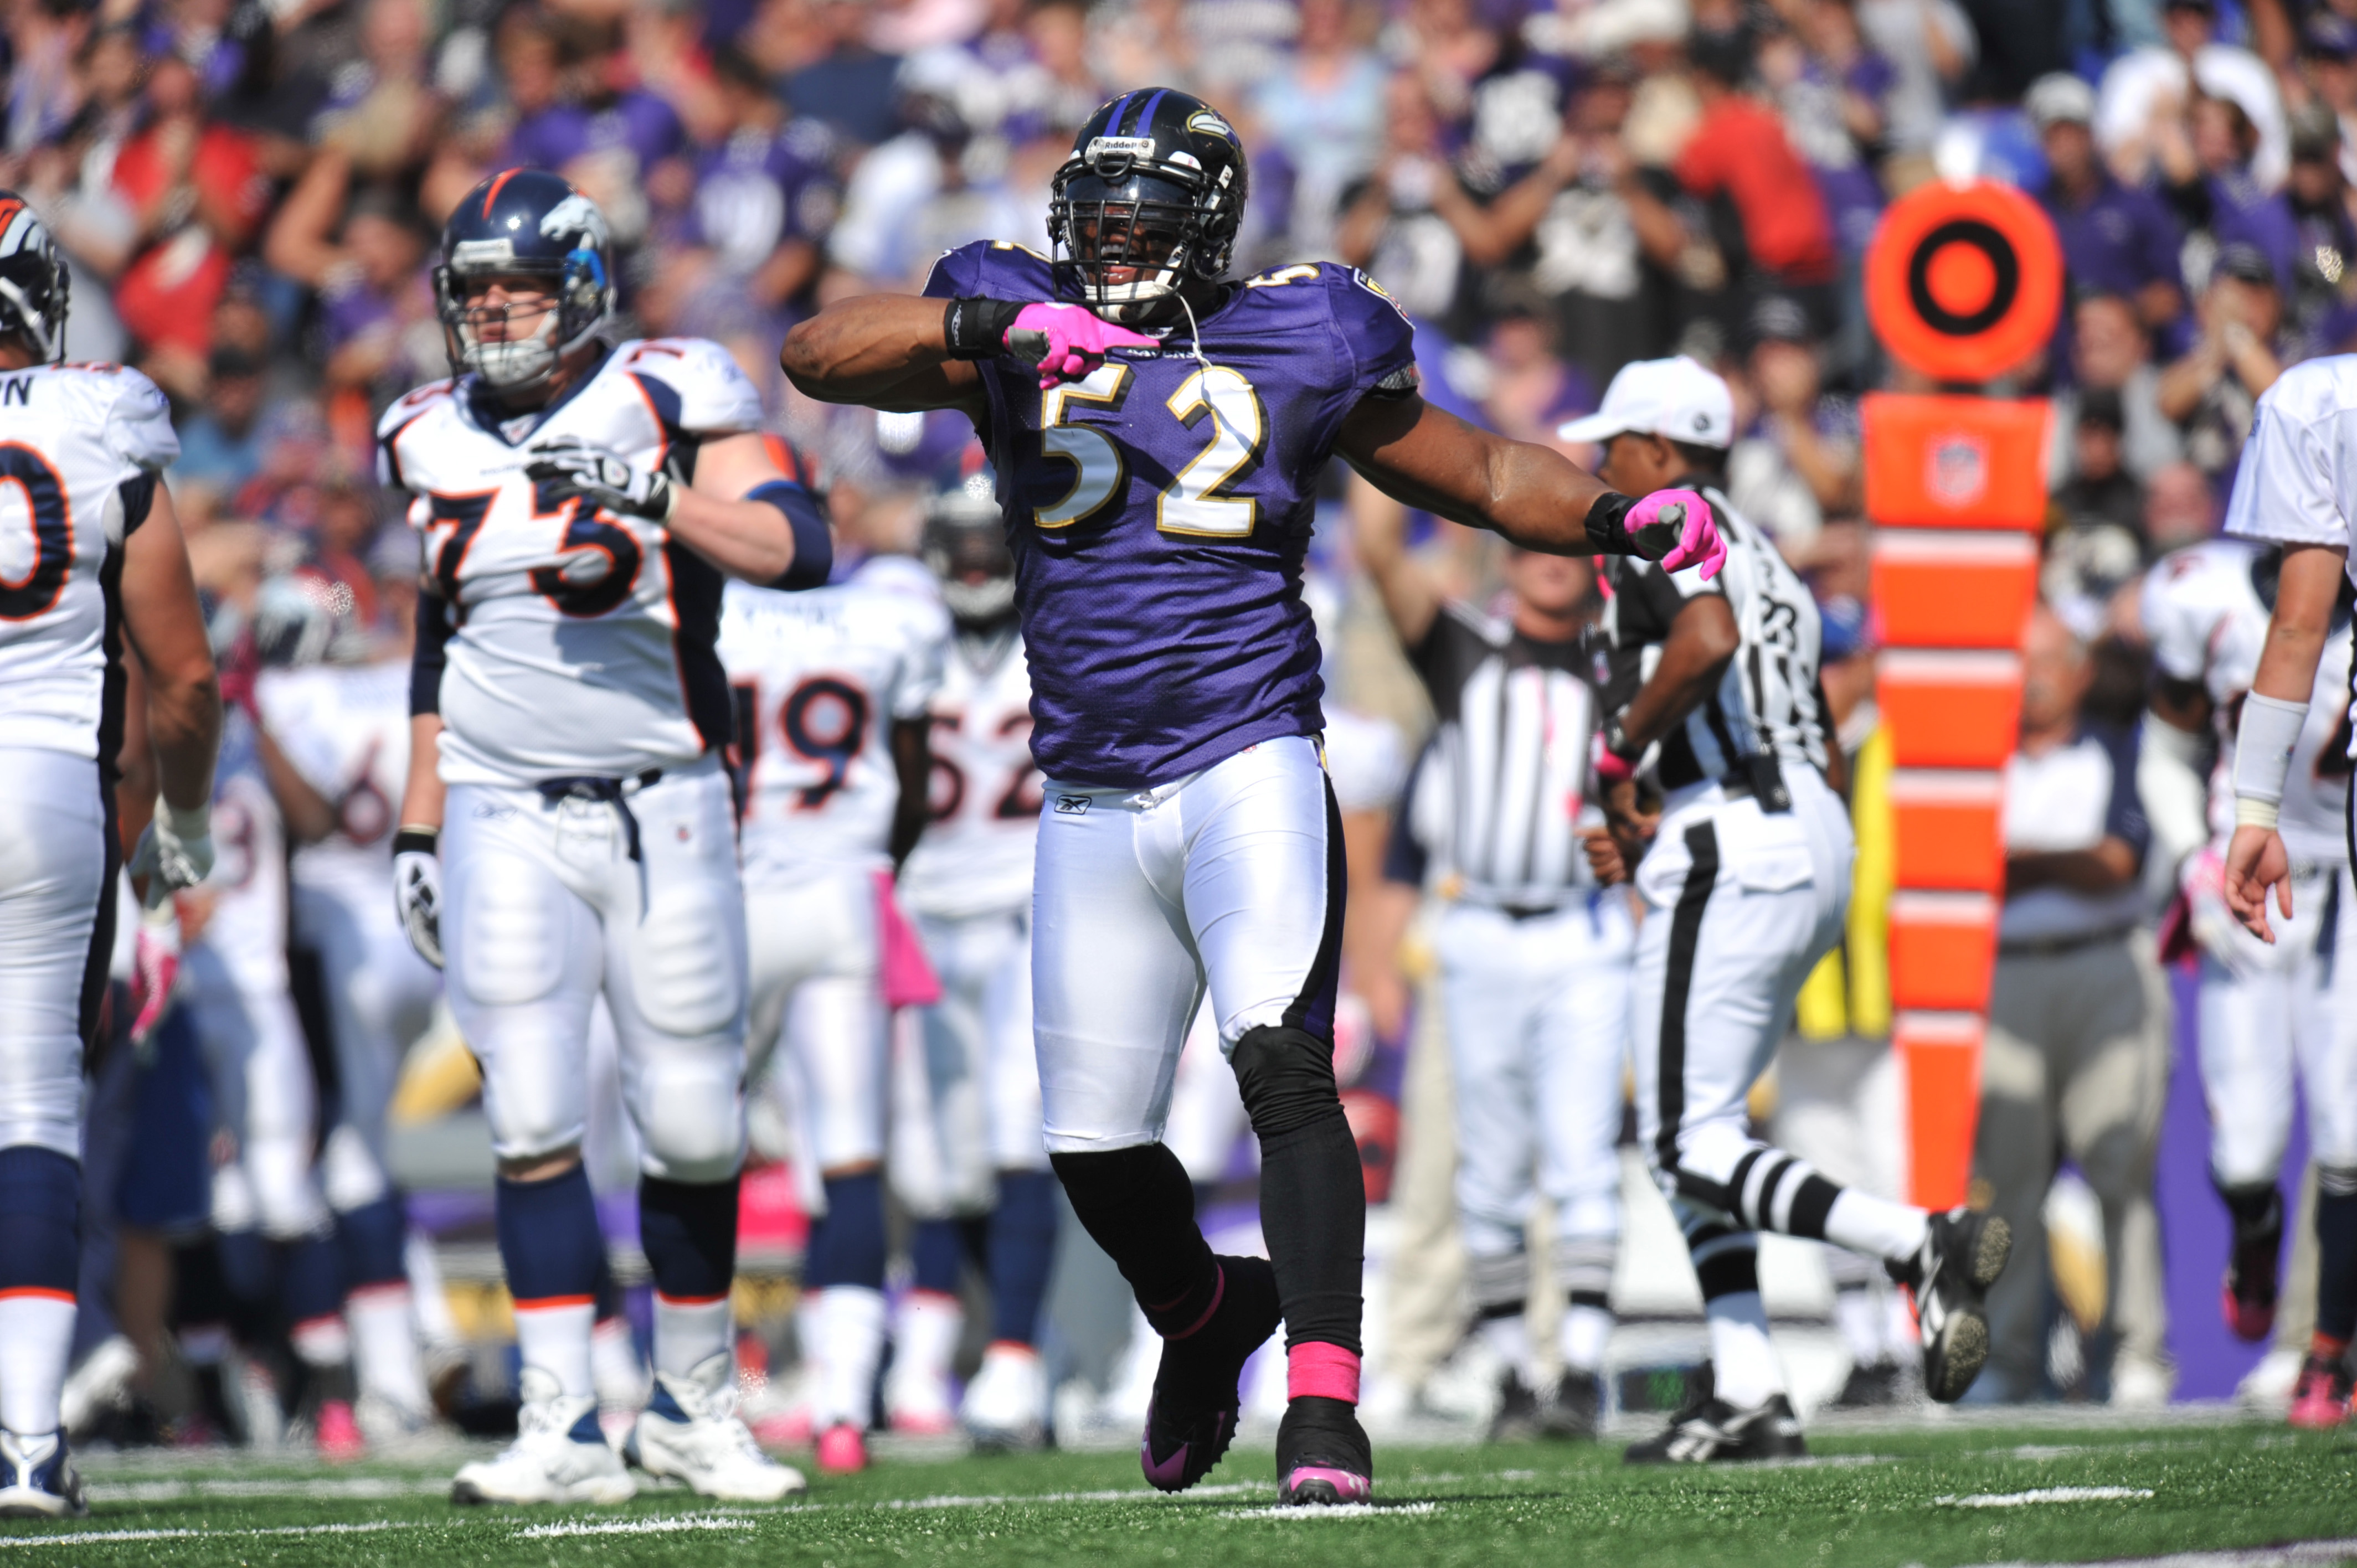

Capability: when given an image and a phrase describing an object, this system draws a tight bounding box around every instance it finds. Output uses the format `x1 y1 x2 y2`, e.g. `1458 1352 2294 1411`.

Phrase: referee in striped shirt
1351 477 1633 1442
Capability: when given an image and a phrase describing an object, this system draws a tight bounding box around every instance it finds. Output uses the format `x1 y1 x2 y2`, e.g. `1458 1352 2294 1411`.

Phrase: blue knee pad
640 1175 738 1301
335 1194 408 1292
988 1171 1060 1347
0 1145 79 1294
496 1165 604 1306
806 1173 886 1291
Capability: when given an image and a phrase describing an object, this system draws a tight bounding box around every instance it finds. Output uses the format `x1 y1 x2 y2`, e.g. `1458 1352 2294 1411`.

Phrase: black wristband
1584 491 1637 554
1599 714 1639 763
944 297 1025 359
393 827 439 857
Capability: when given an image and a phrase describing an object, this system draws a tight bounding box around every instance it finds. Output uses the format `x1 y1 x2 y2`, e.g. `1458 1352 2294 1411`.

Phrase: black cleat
1276 1394 1372 1504
1488 1371 1544 1442
1828 1360 1913 1410
1138 1256 1280 1494
1623 1394 1805 1464
1542 1370 1603 1440
1901 1206 2013 1403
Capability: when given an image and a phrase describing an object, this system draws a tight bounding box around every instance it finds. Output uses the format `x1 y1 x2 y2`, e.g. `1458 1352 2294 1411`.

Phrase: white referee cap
1558 355 1734 448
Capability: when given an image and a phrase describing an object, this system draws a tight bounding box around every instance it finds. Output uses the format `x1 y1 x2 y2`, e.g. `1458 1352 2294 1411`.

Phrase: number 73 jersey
379 338 766 788
922 243 1418 790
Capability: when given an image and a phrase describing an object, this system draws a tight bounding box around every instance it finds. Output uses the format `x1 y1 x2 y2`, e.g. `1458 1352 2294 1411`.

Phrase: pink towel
875 869 942 1008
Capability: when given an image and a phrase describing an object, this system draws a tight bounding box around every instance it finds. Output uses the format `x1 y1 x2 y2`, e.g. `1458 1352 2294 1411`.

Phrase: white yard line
517 1516 760 1539
1219 1503 1439 1520
0 1521 421 1547
101 1478 450 1503
1968 1540 2357 1568
1936 1487 2156 1507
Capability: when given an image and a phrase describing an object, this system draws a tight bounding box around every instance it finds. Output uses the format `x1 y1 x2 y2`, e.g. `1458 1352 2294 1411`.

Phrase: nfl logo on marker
1927 433 1989 508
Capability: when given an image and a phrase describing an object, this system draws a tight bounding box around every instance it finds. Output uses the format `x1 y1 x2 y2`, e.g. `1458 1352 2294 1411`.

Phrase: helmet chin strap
469 308 560 391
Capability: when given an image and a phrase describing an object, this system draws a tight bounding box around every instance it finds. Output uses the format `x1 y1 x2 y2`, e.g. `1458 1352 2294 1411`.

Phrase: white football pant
295 880 442 1213
747 865 884 1213
2200 865 2357 1183
0 748 107 1158
893 908 1047 1219
183 946 329 1239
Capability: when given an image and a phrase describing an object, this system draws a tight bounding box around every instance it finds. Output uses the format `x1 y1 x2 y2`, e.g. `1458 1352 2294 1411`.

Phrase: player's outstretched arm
119 482 223 900
779 295 989 412
2225 540 2347 940
1335 391 1723 575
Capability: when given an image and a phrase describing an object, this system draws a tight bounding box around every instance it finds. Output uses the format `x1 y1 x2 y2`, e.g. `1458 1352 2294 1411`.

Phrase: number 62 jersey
379 337 768 787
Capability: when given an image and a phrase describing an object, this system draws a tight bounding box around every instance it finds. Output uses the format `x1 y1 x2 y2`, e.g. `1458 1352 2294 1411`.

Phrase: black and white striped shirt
1600 483 1830 793
1407 602 1601 906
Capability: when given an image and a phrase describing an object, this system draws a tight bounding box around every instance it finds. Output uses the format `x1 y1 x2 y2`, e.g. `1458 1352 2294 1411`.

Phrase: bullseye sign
1865 179 2063 383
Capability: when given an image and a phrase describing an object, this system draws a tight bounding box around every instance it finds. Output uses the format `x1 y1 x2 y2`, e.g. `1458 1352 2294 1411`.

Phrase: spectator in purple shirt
2030 72 2188 344
503 19 687 247
687 46 841 318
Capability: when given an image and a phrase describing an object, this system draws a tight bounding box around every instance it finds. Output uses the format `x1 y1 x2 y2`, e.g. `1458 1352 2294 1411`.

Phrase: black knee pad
1231 1025 1341 1142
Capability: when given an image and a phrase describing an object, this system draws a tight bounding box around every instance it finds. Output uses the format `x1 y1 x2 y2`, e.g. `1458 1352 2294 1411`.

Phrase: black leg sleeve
1233 1024 1365 1355
1050 1142 1219 1337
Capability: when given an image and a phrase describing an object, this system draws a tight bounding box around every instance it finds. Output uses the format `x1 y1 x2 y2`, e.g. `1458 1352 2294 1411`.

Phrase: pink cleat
2288 1355 2353 1430
316 1399 364 1463
815 1423 868 1474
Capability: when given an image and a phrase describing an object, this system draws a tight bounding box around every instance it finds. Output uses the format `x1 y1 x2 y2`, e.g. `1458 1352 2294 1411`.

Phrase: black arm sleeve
410 590 452 716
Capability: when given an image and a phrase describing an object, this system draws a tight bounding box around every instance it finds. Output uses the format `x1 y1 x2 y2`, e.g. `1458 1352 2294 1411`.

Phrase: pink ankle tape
1287 1343 1361 1404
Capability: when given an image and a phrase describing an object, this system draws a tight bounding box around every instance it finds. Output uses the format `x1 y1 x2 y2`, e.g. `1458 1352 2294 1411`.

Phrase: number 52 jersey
379 337 767 787
922 243 1417 790
0 361 178 767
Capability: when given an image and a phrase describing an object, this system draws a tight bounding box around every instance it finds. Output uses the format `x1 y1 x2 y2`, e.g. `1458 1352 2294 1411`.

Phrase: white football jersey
254 659 411 899
195 708 291 992
0 361 178 766
2144 537 2354 865
380 337 766 788
899 629 1041 921
721 557 949 886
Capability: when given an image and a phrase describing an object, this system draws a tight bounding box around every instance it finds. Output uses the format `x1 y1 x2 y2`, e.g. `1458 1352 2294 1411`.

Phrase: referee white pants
2199 865 2357 1183
1632 767 1854 1214
1435 894 1633 1303
0 748 109 1159
440 758 747 1184
896 907 1047 1219
1033 735 1339 1154
745 866 885 1213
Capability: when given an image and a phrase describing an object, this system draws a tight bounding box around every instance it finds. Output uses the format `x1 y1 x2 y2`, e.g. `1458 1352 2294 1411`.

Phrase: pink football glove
1627 489 1727 581
1005 303 1158 389
129 901 182 1051
1591 730 1635 788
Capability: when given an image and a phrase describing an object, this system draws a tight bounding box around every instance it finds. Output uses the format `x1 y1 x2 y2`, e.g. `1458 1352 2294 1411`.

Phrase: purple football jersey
923 242 1416 787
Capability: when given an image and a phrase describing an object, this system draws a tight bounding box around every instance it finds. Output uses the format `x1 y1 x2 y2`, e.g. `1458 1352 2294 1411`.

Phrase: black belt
1996 925 2134 958
536 769 663 862
1719 753 1792 814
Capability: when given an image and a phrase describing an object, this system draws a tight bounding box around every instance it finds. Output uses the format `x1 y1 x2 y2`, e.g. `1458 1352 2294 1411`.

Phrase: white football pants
1033 735 1340 1154
0 748 108 1158
440 759 747 1184
183 945 329 1240
2200 865 2357 1182
893 907 1047 1219
747 865 885 1214
294 878 442 1214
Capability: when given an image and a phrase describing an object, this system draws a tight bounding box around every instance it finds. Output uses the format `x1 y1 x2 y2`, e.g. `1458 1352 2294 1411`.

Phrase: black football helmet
921 453 1014 626
0 194 69 362
1048 88 1248 325
434 169 615 394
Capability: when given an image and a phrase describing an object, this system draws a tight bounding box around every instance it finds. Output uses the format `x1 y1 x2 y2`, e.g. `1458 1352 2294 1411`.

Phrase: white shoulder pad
377 378 455 443
612 337 765 436
2140 540 2255 685
101 366 178 473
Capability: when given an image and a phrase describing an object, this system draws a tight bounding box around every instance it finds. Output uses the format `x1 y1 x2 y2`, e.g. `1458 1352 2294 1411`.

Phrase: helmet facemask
1050 164 1236 326
923 476 1017 624
435 250 609 395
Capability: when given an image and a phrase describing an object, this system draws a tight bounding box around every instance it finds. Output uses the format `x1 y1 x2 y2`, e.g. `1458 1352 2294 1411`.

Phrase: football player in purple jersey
782 87 1723 1506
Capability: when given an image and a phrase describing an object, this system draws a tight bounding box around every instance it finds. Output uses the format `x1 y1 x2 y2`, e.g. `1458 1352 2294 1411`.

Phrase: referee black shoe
1623 1394 1805 1464
1901 1206 2013 1404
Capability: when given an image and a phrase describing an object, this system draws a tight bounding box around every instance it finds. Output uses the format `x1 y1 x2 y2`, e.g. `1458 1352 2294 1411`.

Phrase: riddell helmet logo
1088 136 1158 163
1927 433 1990 508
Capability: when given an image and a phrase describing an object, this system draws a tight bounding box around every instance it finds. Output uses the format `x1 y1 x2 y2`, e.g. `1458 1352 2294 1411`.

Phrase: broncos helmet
0 195 68 363
434 169 615 393
1048 88 1247 326
922 457 1015 625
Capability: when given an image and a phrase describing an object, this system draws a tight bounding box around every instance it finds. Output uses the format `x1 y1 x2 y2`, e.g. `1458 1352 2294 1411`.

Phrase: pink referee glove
1628 489 1727 580
1006 303 1157 389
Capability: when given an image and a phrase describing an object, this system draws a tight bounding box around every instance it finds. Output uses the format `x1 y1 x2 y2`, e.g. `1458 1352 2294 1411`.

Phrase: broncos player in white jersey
254 555 444 1443
719 518 948 1476
2143 539 2357 1412
893 463 1058 1451
0 199 218 1518
384 171 824 1505
1574 358 2010 1462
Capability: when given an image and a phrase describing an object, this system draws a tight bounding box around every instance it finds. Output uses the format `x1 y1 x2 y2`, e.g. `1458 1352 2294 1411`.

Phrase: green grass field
19 1414 2357 1568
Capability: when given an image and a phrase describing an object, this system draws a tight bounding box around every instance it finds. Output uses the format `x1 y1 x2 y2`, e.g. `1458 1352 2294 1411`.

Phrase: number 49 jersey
0 362 178 768
922 243 1417 790
380 337 766 788
720 557 950 885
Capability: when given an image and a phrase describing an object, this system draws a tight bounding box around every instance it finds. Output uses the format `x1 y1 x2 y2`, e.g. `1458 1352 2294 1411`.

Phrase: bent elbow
779 321 830 395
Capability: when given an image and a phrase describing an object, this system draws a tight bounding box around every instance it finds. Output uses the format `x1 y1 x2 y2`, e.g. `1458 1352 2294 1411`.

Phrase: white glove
128 798 213 909
393 827 444 969
525 437 676 522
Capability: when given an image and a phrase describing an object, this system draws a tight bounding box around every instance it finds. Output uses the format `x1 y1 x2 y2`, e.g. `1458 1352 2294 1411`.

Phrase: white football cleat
0 1430 86 1519
451 1368 635 1505
960 1343 1048 1451
626 1353 807 1502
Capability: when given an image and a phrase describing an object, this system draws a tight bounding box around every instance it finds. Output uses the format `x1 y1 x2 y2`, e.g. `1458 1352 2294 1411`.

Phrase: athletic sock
1717 1144 1928 1265
2315 1173 2357 1344
336 1194 408 1294
1559 1294 1614 1375
910 1218 965 1297
280 1233 346 1364
1049 1144 1218 1337
1821 1189 1930 1265
813 1286 887 1430
0 1147 79 1435
1234 1023 1366 1360
987 1170 1060 1346
1476 1307 1536 1389
809 1173 888 1292
641 1175 740 1379
496 1166 604 1401
889 1291 963 1410
347 1283 429 1413
1689 1225 1784 1409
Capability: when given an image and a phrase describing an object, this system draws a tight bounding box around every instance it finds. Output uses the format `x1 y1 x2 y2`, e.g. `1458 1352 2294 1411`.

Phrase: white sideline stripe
881 1483 1260 1510
1220 1503 1439 1520
1937 1487 2156 1507
1967 1540 2357 1568
102 1478 450 1502
0 1522 420 1547
517 1516 759 1539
